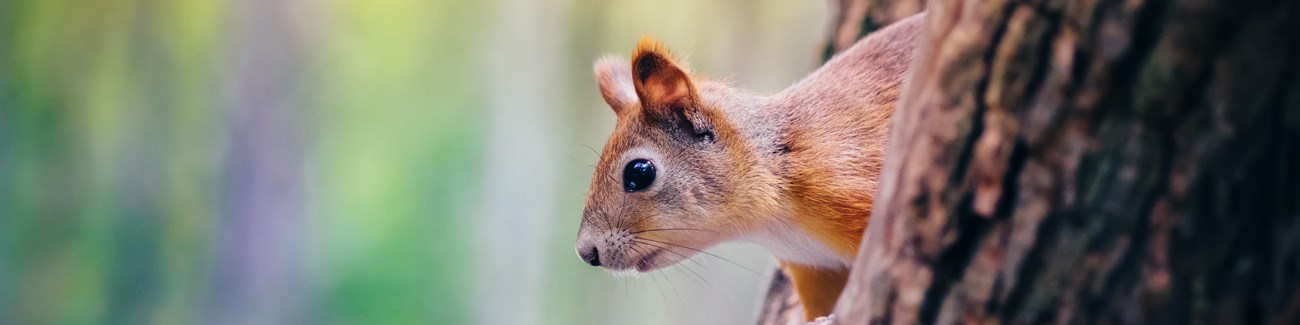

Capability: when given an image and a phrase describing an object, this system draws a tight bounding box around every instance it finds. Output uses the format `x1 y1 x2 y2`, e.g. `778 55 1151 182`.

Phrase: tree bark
834 0 1300 324
757 270 807 325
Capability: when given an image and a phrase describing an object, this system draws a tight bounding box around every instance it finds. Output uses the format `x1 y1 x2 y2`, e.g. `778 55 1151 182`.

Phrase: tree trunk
834 0 1300 324
762 0 1300 324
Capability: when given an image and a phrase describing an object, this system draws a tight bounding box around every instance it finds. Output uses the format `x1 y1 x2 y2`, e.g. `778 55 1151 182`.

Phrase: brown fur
576 13 924 320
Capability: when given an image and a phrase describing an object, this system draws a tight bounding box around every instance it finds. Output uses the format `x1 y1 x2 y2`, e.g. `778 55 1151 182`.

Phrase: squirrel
575 12 923 320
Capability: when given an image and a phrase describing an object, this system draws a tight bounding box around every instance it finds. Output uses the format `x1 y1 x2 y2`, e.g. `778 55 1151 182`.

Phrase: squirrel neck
710 23 914 265
703 83 856 267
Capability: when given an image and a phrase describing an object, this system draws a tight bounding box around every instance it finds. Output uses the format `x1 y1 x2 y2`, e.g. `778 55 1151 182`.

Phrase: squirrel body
576 13 923 320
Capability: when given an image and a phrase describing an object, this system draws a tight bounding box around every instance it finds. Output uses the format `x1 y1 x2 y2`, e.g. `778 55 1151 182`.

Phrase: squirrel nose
578 245 601 267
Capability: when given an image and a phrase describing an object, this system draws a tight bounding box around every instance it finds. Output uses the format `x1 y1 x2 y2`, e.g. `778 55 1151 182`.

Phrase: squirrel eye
622 159 656 192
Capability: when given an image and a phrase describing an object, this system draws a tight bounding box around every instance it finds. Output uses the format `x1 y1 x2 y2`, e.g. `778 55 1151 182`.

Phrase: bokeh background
0 0 827 323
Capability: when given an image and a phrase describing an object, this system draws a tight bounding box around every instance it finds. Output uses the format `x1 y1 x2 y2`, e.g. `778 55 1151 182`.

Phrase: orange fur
782 262 851 319
577 13 925 321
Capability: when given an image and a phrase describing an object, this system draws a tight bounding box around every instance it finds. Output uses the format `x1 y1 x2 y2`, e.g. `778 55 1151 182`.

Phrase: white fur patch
743 219 844 268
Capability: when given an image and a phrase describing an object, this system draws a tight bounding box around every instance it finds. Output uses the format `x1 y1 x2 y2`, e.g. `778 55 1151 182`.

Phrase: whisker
633 239 709 270
672 257 734 308
591 191 615 231
648 267 669 308
600 208 614 230
635 237 762 276
606 271 617 299
630 228 719 235
583 144 601 157
615 186 629 229
659 270 686 314
622 211 659 231
628 245 653 271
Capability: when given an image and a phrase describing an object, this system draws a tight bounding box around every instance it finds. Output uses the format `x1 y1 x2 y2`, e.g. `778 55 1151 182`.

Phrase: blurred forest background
0 0 828 324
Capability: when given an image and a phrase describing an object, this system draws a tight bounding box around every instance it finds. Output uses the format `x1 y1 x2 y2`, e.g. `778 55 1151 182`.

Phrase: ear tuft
594 55 637 115
629 36 696 118
628 37 713 141
631 37 685 86
632 37 674 65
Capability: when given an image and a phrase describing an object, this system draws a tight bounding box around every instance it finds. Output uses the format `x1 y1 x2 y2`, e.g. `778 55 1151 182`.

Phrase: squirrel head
575 37 765 272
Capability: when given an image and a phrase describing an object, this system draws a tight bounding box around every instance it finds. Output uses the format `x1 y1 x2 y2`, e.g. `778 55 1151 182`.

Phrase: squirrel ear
630 37 699 120
594 56 637 115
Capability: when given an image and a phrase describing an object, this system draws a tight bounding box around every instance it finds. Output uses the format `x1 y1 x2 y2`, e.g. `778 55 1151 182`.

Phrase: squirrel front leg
780 261 850 320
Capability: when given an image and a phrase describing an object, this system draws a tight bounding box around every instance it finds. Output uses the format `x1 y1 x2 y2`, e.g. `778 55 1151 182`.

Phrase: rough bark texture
834 0 1300 324
757 270 807 325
